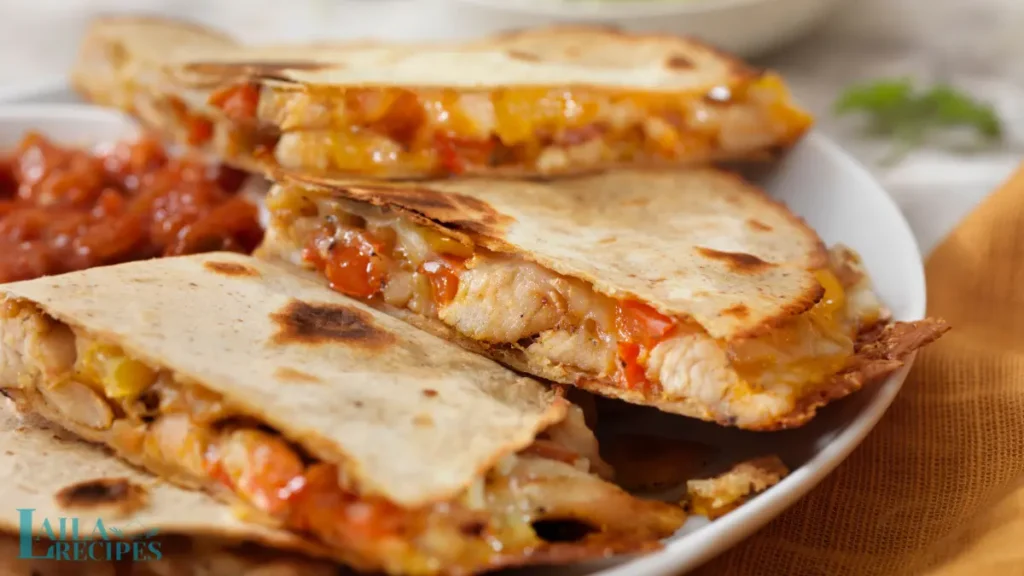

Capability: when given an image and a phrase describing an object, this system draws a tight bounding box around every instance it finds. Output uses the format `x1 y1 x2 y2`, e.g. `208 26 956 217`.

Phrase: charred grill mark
696 247 774 274
269 300 396 348
54 478 147 515
665 55 693 69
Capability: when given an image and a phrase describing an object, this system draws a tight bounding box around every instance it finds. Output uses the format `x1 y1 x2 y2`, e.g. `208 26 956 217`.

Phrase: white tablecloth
2 0 1021 254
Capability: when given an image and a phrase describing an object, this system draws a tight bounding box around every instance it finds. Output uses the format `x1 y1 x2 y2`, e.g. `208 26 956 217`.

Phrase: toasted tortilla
72 16 812 179
0 253 563 507
278 168 827 340
258 170 949 430
0 253 686 574
0 405 342 576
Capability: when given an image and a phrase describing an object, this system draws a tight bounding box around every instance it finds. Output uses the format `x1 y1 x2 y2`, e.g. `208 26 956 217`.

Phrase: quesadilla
0 253 685 575
72 16 813 179
256 168 950 430
0 405 343 576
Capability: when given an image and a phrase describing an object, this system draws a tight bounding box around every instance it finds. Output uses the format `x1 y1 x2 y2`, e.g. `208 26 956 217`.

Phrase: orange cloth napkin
696 166 1024 575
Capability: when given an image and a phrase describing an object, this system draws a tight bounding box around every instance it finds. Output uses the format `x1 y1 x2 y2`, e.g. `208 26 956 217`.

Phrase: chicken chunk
440 257 565 343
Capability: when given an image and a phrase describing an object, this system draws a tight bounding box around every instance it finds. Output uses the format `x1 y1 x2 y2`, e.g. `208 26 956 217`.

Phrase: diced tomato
324 244 383 298
434 134 495 175
419 258 461 306
209 83 261 121
204 430 306 518
289 464 404 542
305 229 390 300
186 116 215 146
617 342 648 390
90 188 125 219
302 243 326 269
615 300 676 348
614 301 675 391
165 196 263 256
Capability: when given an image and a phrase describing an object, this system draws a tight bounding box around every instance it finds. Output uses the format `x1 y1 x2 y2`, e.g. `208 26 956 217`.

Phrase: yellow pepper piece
78 343 157 399
101 356 157 400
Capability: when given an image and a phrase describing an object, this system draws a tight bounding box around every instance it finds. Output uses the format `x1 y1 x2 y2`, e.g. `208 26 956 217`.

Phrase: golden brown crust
762 318 952 431
685 456 789 519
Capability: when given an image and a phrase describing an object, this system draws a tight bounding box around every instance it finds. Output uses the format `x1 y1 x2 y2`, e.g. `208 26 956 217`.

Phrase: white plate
0 81 925 576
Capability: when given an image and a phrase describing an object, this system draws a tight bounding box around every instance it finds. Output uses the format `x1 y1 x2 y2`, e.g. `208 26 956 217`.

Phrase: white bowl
450 0 841 58
0 104 140 150
0 85 925 575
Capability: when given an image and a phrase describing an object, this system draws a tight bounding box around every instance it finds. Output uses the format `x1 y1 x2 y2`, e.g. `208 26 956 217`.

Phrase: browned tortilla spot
696 247 774 273
413 414 434 428
722 303 750 318
269 300 396 348
747 219 773 232
422 389 439 397
665 55 693 69
55 478 147 516
274 367 322 383
507 49 541 62
203 261 260 277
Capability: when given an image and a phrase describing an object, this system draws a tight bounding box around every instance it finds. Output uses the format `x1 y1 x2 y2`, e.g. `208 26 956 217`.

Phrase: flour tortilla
75 16 758 93
0 404 341 574
0 253 566 508
165 25 758 92
276 167 828 341
71 16 810 179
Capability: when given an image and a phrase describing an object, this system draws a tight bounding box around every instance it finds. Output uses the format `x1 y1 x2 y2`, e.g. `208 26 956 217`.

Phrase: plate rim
0 80 926 576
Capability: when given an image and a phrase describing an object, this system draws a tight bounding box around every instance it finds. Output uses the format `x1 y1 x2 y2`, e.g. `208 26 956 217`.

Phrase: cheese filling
264 185 883 427
206 74 811 176
0 300 683 575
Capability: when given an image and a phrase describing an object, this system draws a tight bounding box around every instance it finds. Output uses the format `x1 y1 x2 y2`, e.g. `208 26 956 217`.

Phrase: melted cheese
269 74 812 175
728 269 855 392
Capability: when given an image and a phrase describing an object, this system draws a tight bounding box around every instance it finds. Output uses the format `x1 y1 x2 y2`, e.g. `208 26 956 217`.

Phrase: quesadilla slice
72 16 812 179
0 253 685 575
0 405 344 576
257 168 950 430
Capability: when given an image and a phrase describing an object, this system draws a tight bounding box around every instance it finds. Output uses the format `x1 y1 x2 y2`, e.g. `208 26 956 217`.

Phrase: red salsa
0 132 264 283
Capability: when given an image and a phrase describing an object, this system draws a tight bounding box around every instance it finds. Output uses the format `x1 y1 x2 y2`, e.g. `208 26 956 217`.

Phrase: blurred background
0 0 1022 252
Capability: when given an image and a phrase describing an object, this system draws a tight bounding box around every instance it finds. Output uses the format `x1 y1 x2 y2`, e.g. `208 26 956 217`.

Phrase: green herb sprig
835 79 1004 165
